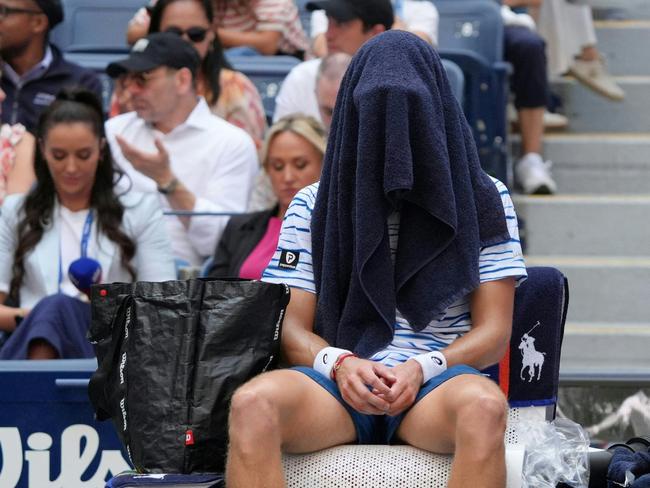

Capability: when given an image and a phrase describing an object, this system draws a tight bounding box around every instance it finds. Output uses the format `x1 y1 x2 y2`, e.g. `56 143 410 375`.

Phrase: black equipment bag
87 278 290 474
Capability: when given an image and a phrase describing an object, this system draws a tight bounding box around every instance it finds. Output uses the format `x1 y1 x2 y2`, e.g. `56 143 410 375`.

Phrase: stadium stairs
511 0 650 382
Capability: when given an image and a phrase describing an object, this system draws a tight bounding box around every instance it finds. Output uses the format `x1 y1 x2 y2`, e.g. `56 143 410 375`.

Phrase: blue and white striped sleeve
479 179 527 286
262 183 318 293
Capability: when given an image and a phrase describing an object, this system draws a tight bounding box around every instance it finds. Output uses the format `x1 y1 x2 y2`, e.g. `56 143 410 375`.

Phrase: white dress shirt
273 58 322 123
106 98 259 266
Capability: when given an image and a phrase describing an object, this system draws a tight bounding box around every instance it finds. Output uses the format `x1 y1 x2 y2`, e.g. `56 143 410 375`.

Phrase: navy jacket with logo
1 45 102 132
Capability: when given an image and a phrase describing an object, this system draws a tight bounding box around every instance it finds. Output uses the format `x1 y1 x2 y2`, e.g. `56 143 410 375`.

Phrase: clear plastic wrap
517 418 590 487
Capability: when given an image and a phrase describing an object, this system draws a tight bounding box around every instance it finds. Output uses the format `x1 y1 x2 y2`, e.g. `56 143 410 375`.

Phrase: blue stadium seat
62 52 123 114
51 0 144 54
441 58 464 106
434 0 511 183
226 55 302 122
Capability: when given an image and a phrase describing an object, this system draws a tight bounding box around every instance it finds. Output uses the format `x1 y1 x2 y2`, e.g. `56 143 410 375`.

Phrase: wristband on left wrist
412 350 447 384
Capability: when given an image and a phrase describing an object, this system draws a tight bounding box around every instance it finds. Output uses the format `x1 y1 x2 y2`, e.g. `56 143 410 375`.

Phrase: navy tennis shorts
293 364 482 444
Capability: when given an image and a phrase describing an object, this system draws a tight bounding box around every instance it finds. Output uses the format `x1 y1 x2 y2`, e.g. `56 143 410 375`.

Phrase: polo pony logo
519 321 545 382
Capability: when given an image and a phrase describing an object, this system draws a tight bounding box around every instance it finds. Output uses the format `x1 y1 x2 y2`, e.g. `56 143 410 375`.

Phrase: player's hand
378 359 423 416
115 135 174 187
335 357 396 415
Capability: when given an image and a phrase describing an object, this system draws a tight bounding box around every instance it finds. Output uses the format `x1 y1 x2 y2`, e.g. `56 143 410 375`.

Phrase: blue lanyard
58 211 94 289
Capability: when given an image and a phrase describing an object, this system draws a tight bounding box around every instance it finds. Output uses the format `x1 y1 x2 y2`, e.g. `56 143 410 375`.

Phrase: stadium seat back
434 0 504 63
51 0 144 53
226 55 302 122
441 58 465 106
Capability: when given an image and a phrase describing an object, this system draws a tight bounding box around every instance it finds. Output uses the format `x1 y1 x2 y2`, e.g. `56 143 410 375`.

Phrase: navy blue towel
507 266 568 407
311 31 511 357
608 447 650 487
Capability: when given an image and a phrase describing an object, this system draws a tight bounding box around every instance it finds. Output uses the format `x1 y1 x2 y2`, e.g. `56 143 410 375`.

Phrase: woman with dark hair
125 0 266 145
0 88 175 360
128 0 308 58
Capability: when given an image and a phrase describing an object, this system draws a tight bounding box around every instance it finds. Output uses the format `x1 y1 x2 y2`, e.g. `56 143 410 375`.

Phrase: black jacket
1 44 103 131
208 207 279 278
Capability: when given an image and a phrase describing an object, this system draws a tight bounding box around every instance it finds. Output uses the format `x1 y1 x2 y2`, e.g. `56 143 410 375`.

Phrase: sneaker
515 153 557 195
567 58 625 101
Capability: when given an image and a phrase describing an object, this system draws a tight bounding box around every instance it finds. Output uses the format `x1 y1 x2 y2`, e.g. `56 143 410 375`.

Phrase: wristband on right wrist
313 346 352 379
412 350 447 384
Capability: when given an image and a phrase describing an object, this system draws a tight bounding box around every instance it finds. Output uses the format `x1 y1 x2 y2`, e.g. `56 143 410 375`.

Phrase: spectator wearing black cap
310 0 439 57
273 0 393 123
0 0 102 131
105 32 259 267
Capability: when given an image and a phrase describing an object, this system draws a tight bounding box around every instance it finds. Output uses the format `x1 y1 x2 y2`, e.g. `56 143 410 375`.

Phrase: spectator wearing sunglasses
128 0 309 58
0 0 102 132
105 33 259 267
150 0 267 147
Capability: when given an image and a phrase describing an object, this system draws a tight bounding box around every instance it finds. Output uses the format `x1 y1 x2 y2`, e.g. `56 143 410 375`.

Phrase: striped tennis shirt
263 178 527 366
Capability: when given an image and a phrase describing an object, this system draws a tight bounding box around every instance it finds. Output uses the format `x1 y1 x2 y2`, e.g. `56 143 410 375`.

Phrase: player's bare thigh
233 369 357 453
395 373 506 453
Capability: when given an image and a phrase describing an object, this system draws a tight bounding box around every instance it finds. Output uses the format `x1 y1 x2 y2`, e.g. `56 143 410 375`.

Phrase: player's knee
457 390 508 446
229 383 280 443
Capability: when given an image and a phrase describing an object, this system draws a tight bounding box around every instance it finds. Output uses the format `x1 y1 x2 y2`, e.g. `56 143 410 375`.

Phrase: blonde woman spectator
209 115 326 279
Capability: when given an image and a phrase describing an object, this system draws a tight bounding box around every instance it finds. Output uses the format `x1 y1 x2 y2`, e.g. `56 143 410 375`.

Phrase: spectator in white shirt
105 33 259 266
310 0 439 57
273 0 393 123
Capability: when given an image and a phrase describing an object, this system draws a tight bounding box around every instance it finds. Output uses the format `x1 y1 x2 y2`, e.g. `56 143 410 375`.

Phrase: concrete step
560 321 650 373
596 21 650 76
552 76 650 133
591 0 650 20
511 134 650 194
524 256 650 324
513 195 650 256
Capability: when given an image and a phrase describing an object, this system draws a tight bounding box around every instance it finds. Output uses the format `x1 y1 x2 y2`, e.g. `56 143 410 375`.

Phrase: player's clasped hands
335 358 424 416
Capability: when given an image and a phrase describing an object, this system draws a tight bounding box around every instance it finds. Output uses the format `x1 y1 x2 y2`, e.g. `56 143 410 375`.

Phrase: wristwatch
157 177 179 195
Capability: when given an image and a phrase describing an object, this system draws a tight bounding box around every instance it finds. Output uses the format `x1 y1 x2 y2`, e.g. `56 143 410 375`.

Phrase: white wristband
412 350 447 384
313 347 352 379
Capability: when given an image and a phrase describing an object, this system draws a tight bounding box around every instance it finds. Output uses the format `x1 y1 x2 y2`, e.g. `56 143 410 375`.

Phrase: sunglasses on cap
164 26 209 43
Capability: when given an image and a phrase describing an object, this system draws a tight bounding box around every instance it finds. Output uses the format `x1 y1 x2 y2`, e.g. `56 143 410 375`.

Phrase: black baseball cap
306 0 393 31
34 0 64 28
106 32 201 78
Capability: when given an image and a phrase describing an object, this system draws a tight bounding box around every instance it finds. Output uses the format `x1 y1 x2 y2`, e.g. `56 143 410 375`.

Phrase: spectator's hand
335 357 396 415
115 136 174 187
378 359 423 416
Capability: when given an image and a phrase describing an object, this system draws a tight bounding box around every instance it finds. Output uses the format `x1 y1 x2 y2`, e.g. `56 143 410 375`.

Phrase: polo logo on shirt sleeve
279 250 300 270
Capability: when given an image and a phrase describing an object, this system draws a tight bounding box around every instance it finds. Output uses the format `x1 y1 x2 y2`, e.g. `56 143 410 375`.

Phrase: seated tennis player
226 30 527 488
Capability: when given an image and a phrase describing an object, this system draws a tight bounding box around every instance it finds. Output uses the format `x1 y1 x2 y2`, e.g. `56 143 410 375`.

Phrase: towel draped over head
311 31 511 358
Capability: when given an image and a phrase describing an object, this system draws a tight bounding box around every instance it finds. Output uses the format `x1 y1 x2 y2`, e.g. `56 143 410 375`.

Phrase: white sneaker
515 153 557 195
